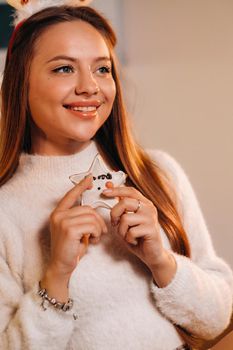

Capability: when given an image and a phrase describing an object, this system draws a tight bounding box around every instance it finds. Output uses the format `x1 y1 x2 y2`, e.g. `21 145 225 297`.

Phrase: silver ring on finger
134 199 141 214
125 199 141 214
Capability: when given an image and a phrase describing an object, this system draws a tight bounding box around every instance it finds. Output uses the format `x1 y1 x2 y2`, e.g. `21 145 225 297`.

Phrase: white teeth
69 106 97 112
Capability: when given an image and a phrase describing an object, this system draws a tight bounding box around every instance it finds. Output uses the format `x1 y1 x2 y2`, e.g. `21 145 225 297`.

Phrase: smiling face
28 20 116 155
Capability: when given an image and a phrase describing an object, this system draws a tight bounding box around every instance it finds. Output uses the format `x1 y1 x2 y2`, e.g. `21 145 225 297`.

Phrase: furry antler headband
7 0 93 26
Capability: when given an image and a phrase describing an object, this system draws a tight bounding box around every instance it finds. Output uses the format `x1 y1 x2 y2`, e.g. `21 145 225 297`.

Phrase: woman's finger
66 206 108 234
117 212 143 237
111 197 143 224
102 186 144 200
60 215 103 240
56 174 93 211
125 225 148 245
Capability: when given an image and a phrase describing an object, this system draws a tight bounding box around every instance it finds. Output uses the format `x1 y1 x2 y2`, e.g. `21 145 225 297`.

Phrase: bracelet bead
37 282 77 319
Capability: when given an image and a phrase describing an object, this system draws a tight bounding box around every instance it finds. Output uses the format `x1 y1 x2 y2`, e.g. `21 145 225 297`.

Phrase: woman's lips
63 104 99 119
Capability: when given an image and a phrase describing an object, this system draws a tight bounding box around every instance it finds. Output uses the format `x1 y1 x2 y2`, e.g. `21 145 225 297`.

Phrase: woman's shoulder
0 201 20 247
0 173 27 228
146 149 190 191
145 148 201 220
0 175 22 204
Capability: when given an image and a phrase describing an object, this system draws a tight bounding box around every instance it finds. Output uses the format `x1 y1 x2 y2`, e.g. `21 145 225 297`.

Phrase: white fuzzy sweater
0 141 232 350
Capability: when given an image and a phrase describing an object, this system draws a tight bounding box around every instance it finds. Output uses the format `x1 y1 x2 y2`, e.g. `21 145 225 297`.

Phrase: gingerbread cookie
69 154 127 209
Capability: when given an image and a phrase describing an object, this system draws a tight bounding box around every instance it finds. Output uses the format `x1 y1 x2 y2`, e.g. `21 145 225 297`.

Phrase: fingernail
112 218 119 226
102 189 113 195
106 181 114 189
84 173 92 179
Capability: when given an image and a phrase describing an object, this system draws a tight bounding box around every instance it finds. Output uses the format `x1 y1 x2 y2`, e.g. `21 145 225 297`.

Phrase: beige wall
122 0 233 269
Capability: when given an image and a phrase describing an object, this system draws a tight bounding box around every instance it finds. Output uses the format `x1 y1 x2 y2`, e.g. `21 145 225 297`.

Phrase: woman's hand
48 175 108 276
41 174 107 302
102 186 176 286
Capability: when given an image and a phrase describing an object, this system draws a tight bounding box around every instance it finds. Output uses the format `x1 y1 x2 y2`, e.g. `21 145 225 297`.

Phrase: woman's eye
52 65 74 74
97 66 111 74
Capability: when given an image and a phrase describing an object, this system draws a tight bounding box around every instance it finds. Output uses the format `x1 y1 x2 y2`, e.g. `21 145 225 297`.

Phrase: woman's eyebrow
46 55 111 64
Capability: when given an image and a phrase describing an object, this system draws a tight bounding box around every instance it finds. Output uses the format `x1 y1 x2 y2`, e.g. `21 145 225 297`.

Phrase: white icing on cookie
69 154 127 209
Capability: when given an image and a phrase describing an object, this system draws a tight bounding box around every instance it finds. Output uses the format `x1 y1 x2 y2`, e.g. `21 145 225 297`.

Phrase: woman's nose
75 71 100 96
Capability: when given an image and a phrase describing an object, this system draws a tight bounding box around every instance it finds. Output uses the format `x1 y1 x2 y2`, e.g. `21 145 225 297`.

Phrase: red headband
8 20 26 59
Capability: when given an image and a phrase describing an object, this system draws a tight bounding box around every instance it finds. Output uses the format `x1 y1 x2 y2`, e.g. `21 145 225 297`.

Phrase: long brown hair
0 5 190 257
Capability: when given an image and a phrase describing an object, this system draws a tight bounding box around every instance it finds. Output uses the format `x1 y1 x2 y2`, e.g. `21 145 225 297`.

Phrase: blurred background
1 1 233 348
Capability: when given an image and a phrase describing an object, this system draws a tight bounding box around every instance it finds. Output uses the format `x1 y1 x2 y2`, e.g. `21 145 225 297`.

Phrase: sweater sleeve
0 214 75 350
148 150 233 340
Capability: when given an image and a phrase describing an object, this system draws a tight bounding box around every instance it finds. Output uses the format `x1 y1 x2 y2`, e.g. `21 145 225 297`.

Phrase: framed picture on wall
0 2 14 49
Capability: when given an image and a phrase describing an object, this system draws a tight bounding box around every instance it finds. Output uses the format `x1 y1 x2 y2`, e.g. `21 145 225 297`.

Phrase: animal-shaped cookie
69 154 127 209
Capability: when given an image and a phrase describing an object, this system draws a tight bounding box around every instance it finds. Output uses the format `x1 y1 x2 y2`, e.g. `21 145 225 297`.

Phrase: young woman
0 2 232 350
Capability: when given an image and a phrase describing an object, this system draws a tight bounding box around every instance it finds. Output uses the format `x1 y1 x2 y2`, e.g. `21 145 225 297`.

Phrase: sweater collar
18 141 99 182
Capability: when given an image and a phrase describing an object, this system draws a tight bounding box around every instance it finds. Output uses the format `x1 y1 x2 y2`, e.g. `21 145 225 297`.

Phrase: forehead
33 20 110 60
